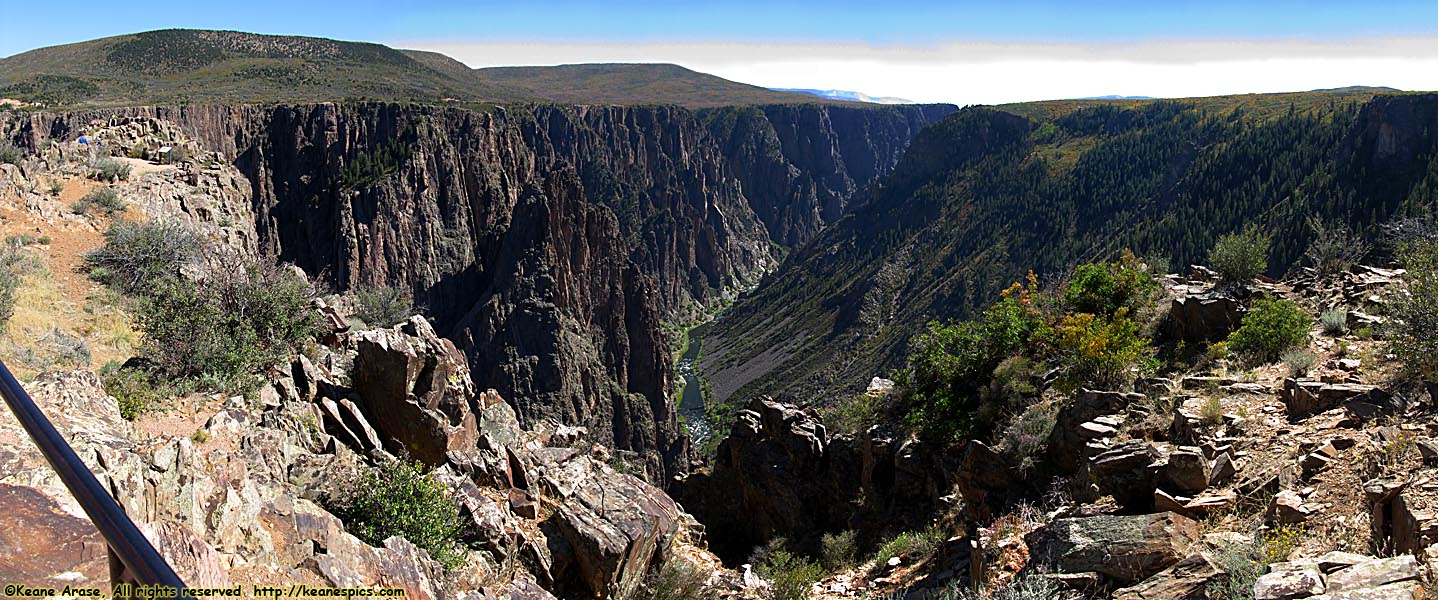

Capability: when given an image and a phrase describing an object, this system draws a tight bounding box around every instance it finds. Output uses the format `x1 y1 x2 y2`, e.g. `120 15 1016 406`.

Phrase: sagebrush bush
1319 308 1348 336
988 573 1066 600
1388 238 1438 378
0 241 41 332
1062 251 1158 317
1198 396 1224 425
1228 298 1311 363
1210 227 1271 285
1206 541 1261 600
327 459 466 571
90 156 132 182
998 400 1058 474
1281 348 1319 376
72 186 125 216
137 261 315 388
354 285 413 327
820 530 858 571
638 557 709 600
1048 308 1151 390
83 220 203 296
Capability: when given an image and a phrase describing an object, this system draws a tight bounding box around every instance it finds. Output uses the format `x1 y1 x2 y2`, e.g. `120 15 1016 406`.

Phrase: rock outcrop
674 396 952 564
0 337 720 599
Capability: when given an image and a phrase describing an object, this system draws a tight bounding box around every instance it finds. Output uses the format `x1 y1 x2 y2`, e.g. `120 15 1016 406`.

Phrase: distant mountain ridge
772 88 915 104
0 29 852 108
474 63 847 107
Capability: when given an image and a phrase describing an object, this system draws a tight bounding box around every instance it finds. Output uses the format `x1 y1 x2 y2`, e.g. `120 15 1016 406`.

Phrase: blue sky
4 1 1438 103
5 0 1438 56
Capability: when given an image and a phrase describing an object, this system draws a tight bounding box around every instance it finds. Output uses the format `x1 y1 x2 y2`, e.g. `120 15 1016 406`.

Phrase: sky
3 0 1438 105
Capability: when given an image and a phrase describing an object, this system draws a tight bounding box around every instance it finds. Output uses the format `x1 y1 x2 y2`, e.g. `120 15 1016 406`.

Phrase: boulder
1280 379 1391 420
351 316 481 466
672 397 910 564
1049 390 1142 473
1309 582 1422 599
1164 291 1244 343
1159 446 1211 494
536 450 683 600
1325 555 1420 593
1112 552 1220 600
1255 563 1326 599
1269 490 1322 525
952 440 1020 521
1091 441 1164 512
1025 512 1199 584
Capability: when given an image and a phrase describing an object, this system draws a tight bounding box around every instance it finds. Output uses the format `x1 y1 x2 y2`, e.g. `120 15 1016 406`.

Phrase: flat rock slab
1026 511 1198 584
0 483 109 587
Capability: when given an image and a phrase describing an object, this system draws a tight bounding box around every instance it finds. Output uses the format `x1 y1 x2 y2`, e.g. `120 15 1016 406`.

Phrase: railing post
0 363 191 598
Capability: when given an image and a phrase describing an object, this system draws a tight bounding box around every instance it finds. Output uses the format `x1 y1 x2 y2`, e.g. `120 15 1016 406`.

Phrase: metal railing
0 360 190 597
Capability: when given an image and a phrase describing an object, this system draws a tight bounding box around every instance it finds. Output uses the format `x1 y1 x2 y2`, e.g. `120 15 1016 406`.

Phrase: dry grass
0 174 139 380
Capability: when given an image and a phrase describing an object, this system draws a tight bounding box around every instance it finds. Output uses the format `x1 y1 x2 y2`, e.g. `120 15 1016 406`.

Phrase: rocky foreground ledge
0 313 743 599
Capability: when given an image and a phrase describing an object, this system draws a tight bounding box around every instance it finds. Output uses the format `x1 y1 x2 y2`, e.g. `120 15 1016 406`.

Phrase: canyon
1 100 954 479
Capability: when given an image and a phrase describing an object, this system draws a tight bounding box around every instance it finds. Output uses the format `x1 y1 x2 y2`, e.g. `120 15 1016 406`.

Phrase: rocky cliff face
2 100 949 482
701 104 954 247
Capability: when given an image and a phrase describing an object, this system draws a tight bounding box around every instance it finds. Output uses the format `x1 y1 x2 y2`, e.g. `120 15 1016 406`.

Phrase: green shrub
327 459 466 571
354 285 412 328
101 364 162 421
1227 298 1311 363
46 180 64 196
901 278 1046 441
1062 252 1158 317
871 526 946 571
1048 308 1151 390
82 220 203 296
137 261 315 387
1319 308 1348 336
1281 348 1319 376
820 530 858 571
72 186 125 216
752 539 825 600
0 141 20 165
820 393 885 435
90 157 131 182
1388 238 1438 378
1210 227 1271 285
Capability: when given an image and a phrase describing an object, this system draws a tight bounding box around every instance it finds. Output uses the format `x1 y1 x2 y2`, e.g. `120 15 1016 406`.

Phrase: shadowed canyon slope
1 98 952 478
701 91 1438 406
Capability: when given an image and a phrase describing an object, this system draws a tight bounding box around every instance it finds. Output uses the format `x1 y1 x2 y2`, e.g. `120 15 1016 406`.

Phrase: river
676 326 711 443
